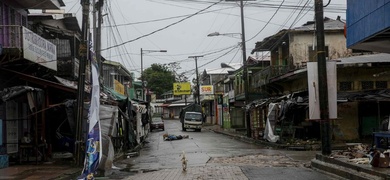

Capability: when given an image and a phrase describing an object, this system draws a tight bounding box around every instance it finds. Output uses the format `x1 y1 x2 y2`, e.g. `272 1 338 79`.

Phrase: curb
311 153 390 180
207 127 317 150
311 159 378 180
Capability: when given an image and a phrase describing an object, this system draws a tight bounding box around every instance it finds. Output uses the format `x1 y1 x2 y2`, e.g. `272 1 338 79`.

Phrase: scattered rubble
284 138 319 146
330 144 370 159
208 154 301 167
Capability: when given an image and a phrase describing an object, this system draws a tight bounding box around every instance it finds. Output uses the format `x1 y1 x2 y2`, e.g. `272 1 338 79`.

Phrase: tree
142 63 176 98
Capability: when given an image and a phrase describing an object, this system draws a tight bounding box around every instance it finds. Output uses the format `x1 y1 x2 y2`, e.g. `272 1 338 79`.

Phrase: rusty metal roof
252 17 345 53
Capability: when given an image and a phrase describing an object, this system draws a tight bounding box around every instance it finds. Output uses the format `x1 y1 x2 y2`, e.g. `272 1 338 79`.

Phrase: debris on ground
208 154 301 167
329 143 390 167
330 144 370 159
284 138 319 145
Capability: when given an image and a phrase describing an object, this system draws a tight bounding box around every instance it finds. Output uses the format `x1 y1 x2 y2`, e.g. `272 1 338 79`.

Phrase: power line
246 0 285 42
101 0 223 52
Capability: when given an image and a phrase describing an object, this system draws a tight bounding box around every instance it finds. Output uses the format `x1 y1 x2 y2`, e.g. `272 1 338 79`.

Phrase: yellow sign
114 80 125 95
173 82 191 95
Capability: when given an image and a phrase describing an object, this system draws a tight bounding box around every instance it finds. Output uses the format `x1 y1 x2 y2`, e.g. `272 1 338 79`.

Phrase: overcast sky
62 0 347 81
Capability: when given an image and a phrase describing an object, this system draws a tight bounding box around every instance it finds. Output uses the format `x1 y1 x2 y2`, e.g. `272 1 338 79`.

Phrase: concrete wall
289 32 350 66
334 102 359 141
338 67 390 91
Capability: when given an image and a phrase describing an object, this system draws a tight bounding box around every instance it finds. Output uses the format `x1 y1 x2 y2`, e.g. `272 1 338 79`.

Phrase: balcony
9 0 65 10
0 25 57 71
252 65 296 87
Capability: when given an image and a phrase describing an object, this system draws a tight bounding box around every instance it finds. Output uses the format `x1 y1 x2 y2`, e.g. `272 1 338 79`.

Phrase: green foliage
142 64 175 98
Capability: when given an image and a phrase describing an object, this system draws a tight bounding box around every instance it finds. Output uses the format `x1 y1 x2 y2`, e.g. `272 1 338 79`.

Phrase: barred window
361 81 374 90
376 81 387 89
48 39 71 58
339 81 352 91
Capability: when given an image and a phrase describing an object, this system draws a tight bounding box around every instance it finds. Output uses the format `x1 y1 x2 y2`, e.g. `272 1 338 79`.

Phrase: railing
252 65 296 88
0 25 22 49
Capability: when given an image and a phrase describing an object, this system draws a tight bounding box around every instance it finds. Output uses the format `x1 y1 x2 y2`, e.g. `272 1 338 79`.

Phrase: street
108 119 338 180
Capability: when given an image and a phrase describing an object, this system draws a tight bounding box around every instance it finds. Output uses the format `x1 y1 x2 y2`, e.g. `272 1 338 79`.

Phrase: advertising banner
307 62 337 120
173 82 191 95
78 47 101 180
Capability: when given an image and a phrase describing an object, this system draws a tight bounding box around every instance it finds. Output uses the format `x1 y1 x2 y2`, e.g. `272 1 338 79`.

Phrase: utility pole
76 0 90 166
315 0 331 155
140 48 144 101
96 0 103 79
188 55 203 105
140 49 167 101
239 0 251 138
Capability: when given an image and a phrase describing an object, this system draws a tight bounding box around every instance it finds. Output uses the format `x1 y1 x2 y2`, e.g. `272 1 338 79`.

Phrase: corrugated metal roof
8 0 64 9
336 53 390 65
205 63 242 75
252 17 344 52
293 17 345 31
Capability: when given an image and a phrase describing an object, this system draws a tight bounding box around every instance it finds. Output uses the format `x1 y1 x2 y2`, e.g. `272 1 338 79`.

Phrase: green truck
179 103 203 132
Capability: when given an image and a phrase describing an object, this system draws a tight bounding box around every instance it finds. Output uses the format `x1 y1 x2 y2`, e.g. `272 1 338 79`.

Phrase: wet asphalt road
110 119 339 179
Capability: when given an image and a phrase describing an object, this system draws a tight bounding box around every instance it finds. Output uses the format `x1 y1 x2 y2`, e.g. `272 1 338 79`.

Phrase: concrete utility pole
96 0 103 79
76 0 90 166
188 55 203 105
238 0 251 138
315 0 331 155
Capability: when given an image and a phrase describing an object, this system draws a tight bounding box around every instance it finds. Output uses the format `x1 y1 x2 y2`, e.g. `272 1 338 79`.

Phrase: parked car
151 117 164 131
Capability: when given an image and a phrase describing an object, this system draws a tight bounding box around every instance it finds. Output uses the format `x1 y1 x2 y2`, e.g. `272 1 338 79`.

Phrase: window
339 81 352 91
308 46 329 62
48 39 71 58
376 81 387 89
361 81 374 90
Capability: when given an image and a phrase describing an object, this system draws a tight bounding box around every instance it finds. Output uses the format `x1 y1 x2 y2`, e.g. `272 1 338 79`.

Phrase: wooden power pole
75 0 90 166
315 0 331 155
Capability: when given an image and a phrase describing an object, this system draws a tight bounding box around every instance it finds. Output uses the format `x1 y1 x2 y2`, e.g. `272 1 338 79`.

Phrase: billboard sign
114 80 125 95
200 85 214 95
22 27 57 71
173 82 191 95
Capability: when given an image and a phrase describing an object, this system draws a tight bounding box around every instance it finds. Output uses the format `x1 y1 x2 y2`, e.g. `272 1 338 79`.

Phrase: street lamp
209 0 251 137
140 48 167 101
207 32 242 39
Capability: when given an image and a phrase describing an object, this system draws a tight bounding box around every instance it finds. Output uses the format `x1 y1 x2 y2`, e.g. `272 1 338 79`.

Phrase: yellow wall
333 102 359 141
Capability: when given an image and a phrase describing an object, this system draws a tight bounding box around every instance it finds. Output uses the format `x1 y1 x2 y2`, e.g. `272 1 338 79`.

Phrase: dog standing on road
181 151 188 171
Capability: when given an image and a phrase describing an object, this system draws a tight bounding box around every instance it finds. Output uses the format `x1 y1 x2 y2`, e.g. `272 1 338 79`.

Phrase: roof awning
168 103 190 107
0 86 42 102
103 86 127 101
1 68 76 93
161 103 170 107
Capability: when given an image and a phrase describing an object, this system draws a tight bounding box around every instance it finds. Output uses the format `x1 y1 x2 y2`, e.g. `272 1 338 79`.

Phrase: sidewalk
203 124 390 180
124 165 248 180
0 163 81 180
